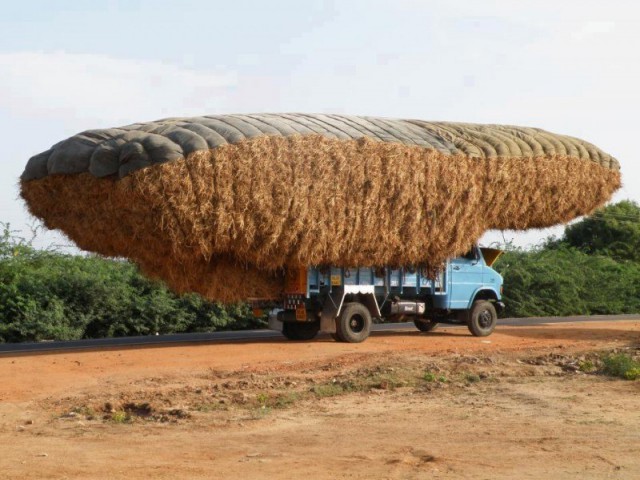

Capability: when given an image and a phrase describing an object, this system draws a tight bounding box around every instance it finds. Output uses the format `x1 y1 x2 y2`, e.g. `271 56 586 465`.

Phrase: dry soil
0 320 639 479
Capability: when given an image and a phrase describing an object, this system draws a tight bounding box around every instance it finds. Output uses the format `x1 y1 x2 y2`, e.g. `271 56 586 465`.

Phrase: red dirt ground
0 320 639 479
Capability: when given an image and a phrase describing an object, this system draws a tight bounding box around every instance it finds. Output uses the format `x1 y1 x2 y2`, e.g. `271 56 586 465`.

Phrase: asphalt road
0 314 637 355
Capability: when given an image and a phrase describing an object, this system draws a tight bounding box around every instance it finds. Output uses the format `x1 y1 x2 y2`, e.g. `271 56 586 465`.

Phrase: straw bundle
20 114 621 301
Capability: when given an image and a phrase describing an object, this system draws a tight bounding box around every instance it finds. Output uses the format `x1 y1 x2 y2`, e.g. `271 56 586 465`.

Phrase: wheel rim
349 314 365 333
478 309 493 329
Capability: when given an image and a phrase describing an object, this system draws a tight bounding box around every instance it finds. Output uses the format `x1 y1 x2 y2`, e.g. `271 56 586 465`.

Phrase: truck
268 245 504 343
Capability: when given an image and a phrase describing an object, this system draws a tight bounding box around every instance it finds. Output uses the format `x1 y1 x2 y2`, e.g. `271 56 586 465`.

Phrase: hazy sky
1 0 638 250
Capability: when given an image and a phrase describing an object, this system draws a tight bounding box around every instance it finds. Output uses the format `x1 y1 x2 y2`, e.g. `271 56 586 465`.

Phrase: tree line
495 200 640 317
0 226 263 343
1 200 639 342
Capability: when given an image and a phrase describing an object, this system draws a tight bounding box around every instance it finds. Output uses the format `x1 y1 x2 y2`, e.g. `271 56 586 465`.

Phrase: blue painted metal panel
402 269 417 287
344 267 358 285
302 248 503 314
449 256 483 309
389 269 401 288
373 270 385 287
308 268 320 293
359 267 373 285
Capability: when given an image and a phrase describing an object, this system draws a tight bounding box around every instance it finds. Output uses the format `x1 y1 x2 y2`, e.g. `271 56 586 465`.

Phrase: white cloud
0 51 239 251
0 51 237 126
571 21 616 41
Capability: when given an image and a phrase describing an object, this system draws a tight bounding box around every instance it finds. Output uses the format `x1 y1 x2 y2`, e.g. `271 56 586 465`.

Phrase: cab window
462 247 478 261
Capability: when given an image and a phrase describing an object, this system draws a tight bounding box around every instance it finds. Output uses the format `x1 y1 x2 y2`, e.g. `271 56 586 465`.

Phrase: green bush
2 199 640 342
601 353 640 380
492 200 640 318
494 247 640 318
0 224 263 343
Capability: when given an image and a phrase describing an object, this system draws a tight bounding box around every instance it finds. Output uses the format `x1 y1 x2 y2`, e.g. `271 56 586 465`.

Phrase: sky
1 0 638 251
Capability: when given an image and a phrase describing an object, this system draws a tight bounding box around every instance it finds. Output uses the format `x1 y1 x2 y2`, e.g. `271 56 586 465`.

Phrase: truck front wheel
466 301 497 337
282 321 320 341
335 302 372 343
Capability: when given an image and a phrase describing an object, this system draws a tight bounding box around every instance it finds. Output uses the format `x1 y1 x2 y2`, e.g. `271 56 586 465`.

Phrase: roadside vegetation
0 224 264 343
494 200 640 318
1 200 639 343
601 353 640 380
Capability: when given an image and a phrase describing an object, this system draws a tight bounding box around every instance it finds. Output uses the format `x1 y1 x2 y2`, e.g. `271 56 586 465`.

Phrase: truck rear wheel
414 318 438 332
282 321 320 341
335 302 372 343
466 301 497 337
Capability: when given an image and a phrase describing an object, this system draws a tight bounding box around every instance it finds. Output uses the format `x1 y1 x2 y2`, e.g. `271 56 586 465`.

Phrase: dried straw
21 135 620 302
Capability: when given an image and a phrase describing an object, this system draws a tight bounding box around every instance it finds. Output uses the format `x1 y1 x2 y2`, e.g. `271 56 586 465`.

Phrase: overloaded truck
269 246 504 343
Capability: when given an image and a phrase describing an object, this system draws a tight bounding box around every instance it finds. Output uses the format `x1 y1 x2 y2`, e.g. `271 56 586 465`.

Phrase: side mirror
472 247 480 265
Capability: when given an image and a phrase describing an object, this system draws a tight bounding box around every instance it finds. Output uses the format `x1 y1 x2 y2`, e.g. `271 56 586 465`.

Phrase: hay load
20 114 621 302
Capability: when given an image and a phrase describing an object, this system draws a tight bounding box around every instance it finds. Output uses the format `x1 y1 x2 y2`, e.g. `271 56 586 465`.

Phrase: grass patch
601 353 640 380
366 373 406 390
272 392 303 409
111 410 129 423
579 360 596 373
256 392 269 407
424 371 448 382
464 373 481 383
312 383 347 398
253 391 304 409
311 369 415 398
423 372 437 383
65 405 98 419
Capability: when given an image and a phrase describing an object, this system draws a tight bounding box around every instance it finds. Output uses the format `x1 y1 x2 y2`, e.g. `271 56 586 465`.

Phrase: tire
336 302 372 343
466 301 497 337
282 321 320 341
414 318 438 332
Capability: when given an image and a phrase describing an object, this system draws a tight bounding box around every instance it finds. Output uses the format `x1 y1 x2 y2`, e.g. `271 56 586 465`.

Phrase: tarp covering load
20 114 621 302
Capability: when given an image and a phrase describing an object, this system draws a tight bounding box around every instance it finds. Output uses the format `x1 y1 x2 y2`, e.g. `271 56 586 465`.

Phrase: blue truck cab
272 246 505 343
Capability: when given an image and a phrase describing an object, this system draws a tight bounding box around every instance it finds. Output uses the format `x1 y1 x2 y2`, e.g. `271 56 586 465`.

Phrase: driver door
448 247 483 309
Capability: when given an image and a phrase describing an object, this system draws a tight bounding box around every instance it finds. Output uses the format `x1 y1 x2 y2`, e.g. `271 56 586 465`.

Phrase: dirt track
1 321 639 479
